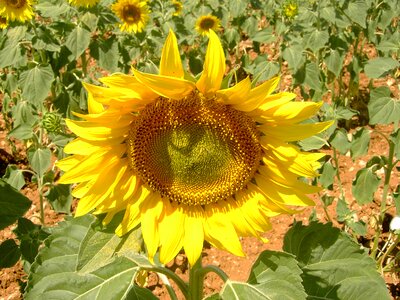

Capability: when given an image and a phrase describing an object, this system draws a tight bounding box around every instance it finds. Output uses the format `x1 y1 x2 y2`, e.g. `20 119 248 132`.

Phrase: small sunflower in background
283 0 299 18
171 0 182 16
195 15 221 35
111 0 149 33
0 0 34 23
68 0 99 8
57 30 331 266
0 16 8 29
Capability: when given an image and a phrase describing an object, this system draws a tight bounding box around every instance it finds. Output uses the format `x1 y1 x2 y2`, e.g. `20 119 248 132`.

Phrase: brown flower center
127 93 262 206
6 0 26 8
122 4 142 23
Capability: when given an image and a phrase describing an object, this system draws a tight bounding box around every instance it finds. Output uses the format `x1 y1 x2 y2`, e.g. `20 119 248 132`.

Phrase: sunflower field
0 0 399 299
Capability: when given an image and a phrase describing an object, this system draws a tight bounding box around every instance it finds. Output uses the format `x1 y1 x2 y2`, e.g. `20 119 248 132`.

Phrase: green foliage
25 215 148 299
0 179 31 230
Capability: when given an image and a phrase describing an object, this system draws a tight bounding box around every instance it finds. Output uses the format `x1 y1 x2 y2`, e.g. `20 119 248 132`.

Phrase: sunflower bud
42 112 63 133
283 0 299 18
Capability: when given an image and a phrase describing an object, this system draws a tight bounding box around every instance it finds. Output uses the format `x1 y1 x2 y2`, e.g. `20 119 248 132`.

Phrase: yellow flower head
0 16 8 29
111 0 149 33
57 30 331 266
68 0 99 8
0 0 34 23
283 1 298 18
171 0 182 16
195 15 220 35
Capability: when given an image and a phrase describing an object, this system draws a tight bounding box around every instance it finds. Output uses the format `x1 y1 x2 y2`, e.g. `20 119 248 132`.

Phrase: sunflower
195 15 221 35
171 0 182 16
57 30 331 266
111 0 149 33
0 16 8 29
0 0 34 23
68 0 99 8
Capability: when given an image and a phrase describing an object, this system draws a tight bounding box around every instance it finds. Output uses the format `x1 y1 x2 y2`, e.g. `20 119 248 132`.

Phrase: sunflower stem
188 258 204 300
142 266 188 298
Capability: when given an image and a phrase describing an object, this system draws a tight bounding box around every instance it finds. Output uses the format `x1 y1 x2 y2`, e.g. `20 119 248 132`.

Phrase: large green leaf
26 215 150 299
325 49 344 78
217 251 306 299
19 65 55 105
45 184 73 213
345 1 368 28
364 57 400 79
283 222 390 300
368 87 400 125
65 26 91 60
3 165 26 190
305 30 329 53
0 179 31 230
282 45 304 72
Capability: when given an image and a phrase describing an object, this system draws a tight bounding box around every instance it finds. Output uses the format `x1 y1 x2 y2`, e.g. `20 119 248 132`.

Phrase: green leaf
228 0 247 18
390 129 400 159
26 215 151 300
319 161 336 189
350 128 370 159
345 1 368 28
224 28 240 47
330 128 351 154
81 12 99 32
282 45 304 71
336 197 352 223
305 30 329 53
98 37 119 73
368 87 400 125
284 222 391 300
35 0 70 18
45 184 72 213
8 124 34 140
252 28 276 44
0 43 27 68
325 49 344 78
28 148 52 178
77 223 143 273
352 167 381 204
0 179 31 230
65 26 91 60
0 239 21 268
364 57 400 79
304 62 321 91
15 218 46 263
19 65 55 105
3 165 26 190
335 106 358 120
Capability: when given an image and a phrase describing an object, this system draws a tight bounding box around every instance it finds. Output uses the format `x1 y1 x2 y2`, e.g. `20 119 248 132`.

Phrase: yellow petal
58 145 125 184
115 185 151 236
259 101 323 124
204 203 244 257
56 155 84 172
71 180 95 198
75 159 128 216
65 119 130 141
159 201 184 264
99 74 157 101
64 137 125 156
159 30 184 78
232 76 279 112
196 30 226 96
255 173 315 206
260 121 333 142
261 141 318 178
216 77 251 105
87 91 105 114
182 205 205 266
140 192 164 262
132 68 195 99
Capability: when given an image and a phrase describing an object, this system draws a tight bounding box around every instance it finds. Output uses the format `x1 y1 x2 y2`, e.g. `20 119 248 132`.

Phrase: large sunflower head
57 30 331 266
111 0 149 33
68 0 99 8
0 0 34 23
195 15 221 35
